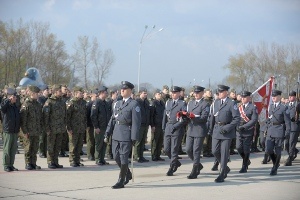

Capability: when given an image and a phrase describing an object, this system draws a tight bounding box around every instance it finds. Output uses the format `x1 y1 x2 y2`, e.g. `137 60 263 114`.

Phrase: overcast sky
1 0 300 89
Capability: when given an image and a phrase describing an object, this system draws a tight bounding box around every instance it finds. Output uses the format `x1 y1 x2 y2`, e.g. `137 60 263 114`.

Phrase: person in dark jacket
0 88 21 172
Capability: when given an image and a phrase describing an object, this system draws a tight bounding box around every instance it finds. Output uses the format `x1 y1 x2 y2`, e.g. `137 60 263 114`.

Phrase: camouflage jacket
66 97 87 133
20 98 43 136
43 95 66 134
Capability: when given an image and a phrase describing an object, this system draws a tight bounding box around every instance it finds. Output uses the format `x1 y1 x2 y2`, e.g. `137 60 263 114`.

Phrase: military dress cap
28 85 40 93
240 91 252 97
120 81 134 89
171 86 182 92
6 88 16 95
110 89 117 93
91 89 99 94
193 85 205 92
289 91 296 96
40 85 49 90
162 85 169 90
98 86 108 92
154 89 162 94
217 85 230 92
73 86 84 92
271 89 282 97
139 87 147 93
51 84 61 91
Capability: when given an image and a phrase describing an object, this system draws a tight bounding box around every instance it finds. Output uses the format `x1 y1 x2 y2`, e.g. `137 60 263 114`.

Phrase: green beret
28 85 40 93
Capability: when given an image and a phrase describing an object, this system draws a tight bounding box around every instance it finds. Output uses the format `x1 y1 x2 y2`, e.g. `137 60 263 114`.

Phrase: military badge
135 106 140 112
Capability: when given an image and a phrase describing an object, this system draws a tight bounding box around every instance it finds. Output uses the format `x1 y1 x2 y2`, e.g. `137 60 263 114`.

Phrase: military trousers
203 134 212 155
134 125 148 159
265 136 283 156
212 138 231 171
2 132 18 167
86 126 95 158
60 131 69 153
151 125 164 159
69 132 84 163
23 135 39 165
94 128 106 162
105 135 113 157
164 134 181 163
186 136 205 164
39 130 47 156
285 131 299 157
260 131 267 150
47 132 63 164
112 139 131 165
236 135 252 154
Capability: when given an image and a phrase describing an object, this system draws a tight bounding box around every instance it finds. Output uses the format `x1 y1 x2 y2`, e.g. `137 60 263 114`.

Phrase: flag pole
251 76 274 95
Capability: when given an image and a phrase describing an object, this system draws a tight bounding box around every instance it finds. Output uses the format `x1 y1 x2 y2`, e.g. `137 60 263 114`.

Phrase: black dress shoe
4 166 12 172
32 164 41 170
48 163 57 169
112 179 125 189
10 166 18 171
77 162 84 166
137 158 144 163
214 174 224 183
141 157 149 162
152 157 158 161
100 160 109 165
70 162 78 167
55 163 63 168
25 164 33 170
166 167 173 176
157 157 165 161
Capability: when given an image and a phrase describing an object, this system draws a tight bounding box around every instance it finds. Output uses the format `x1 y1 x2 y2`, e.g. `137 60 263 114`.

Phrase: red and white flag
251 77 274 122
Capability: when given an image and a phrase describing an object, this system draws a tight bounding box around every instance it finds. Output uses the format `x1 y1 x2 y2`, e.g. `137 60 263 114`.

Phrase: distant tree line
224 42 300 96
0 19 114 89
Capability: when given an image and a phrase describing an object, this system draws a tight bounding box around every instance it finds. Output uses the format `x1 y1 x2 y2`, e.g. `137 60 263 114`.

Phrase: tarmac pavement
0 137 300 200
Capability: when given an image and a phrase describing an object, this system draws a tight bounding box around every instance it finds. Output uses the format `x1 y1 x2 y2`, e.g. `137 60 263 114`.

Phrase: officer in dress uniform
236 91 258 173
284 91 300 166
265 90 291 175
186 86 210 179
162 86 188 176
105 81 141 189
209 85 240 182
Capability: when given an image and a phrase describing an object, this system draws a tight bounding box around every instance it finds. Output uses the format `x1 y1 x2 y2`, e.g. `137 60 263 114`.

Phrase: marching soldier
284 91 300 166
66 87 87 167
236 91 258 173
134 87 150 163
186 86 210 179
106 81 141 189
265 90 291 175
150 89 165 161
20 86 43 170
91 86 111 165
229 89 238 155
209 85 240 182
43 85 66 169
162 86 187 176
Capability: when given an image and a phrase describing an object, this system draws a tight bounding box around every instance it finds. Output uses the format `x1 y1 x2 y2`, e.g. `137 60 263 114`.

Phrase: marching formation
0 81 300 189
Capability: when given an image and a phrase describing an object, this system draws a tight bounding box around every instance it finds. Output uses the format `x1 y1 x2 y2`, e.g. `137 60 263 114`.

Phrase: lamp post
138 25 163 92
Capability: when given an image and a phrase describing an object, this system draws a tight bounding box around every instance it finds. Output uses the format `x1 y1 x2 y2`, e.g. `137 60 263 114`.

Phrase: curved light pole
138 25 163 92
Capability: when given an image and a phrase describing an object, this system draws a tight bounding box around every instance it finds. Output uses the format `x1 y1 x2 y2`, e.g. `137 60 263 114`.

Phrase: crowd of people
0 81 299 189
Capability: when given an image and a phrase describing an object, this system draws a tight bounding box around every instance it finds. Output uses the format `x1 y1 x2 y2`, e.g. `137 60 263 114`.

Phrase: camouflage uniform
43 92 66 167
60 94 70 156
20 95 43 169
66 96 87 165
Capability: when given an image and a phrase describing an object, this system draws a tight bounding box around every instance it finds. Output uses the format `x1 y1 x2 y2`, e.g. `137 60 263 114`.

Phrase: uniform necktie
274 103 277 108
195 101 198 106
173 101 176 106
290 102 293 107
221 100 224 105
243 104 246 109
122 100 125 105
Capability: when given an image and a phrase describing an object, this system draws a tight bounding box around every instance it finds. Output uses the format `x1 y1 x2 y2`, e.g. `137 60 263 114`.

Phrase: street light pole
137 25 163 92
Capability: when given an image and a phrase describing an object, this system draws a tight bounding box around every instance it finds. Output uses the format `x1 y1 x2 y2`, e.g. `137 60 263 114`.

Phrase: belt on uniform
116 121 131 125
271 122 284 125
217 122 230 126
